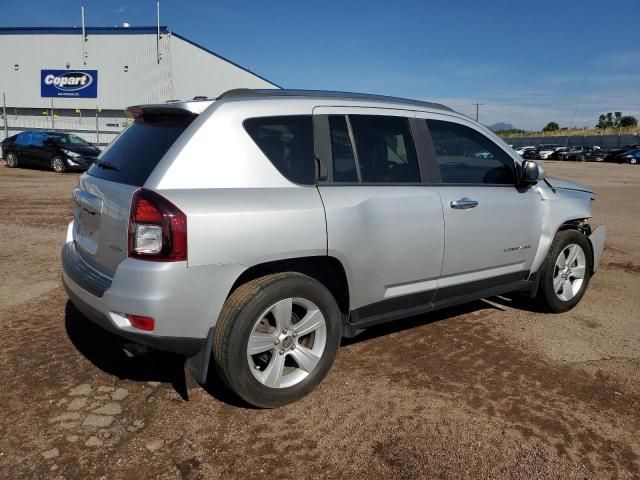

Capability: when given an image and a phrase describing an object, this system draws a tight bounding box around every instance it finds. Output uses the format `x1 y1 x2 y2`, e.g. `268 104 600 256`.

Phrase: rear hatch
72 101 207 276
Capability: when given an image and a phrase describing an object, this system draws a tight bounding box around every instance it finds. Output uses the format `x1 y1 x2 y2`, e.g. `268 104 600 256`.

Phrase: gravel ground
0 161 638 479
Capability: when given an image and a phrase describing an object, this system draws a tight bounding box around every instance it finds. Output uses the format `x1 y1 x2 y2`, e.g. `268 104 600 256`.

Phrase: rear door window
31 132 47 147
244 116 315 185
87 115 195 186
426 120 515 185
349 115 420 183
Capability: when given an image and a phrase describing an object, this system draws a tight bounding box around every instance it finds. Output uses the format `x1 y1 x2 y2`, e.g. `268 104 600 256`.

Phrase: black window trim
418 115 522 188
314 112 430 186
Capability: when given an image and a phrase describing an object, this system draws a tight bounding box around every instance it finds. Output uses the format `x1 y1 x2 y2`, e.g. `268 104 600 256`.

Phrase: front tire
538 230 592 313
51 156 67 173
213 273 342 408
5 152 18 168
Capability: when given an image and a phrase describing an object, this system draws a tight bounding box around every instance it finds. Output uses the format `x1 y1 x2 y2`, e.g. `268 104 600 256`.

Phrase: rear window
243 116 315 185
87 115 195 186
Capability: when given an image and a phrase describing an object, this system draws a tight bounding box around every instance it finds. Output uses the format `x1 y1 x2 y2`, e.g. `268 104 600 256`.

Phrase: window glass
48 133 90 146
426 120 515 185
328 115 358 182
31 132 47 147
244 116 315 185
87 114 195 186
15 132 33 146
349 115 420 183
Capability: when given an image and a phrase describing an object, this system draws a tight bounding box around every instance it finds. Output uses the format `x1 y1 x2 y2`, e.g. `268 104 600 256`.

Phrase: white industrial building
0 26 278 144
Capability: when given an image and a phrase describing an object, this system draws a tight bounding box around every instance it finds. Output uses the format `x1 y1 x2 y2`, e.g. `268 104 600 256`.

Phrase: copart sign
41 70 98 98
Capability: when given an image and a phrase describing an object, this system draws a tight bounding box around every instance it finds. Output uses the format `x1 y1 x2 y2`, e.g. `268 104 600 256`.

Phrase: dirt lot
0 161 638 479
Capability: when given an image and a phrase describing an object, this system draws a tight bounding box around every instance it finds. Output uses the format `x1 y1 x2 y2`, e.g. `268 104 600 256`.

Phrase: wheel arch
529 218 594 298
226 255 350 315
556 219 595 270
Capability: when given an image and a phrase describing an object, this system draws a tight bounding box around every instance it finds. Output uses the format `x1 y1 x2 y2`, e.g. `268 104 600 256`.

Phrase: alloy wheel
247 297 327 389
553 243 586 301
52 157 65 173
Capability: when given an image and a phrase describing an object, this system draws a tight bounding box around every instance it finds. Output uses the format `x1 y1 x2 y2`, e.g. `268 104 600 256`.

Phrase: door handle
450 198 479 210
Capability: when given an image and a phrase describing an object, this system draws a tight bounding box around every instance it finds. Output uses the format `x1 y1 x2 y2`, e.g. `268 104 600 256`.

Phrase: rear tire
537 230 592 313
5 152 18 168
213 272 342 408
51 156 67 173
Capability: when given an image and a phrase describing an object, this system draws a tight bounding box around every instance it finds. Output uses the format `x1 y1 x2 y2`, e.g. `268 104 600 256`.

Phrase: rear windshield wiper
92 159 121 171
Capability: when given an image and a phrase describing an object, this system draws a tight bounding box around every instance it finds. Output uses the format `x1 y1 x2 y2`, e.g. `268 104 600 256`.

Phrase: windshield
48 133 91 147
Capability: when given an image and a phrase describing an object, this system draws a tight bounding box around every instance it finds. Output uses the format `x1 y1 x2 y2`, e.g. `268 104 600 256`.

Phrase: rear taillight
128 189 187 261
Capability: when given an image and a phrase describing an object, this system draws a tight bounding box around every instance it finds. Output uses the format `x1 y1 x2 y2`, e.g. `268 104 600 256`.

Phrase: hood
544 177 593 194
58 144 101 157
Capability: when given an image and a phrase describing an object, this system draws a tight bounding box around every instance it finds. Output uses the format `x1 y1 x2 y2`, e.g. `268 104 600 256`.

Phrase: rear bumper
62 273 205 355
61 223 245 356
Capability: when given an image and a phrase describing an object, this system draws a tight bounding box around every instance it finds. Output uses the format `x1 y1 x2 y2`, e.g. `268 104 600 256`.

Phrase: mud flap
589 225 607 272
185 327 214 385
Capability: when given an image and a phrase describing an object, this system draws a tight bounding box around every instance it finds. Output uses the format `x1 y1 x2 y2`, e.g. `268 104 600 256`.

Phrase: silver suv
62 89 606 407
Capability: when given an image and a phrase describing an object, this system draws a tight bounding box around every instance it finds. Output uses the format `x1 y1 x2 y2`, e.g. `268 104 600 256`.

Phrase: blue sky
2 0 639 130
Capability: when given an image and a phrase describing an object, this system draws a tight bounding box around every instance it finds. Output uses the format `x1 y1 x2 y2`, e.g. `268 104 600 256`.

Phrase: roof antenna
156 1 161 64
81 5 87 66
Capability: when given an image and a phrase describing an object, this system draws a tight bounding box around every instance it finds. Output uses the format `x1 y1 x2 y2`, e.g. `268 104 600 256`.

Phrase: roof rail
215 88 452 111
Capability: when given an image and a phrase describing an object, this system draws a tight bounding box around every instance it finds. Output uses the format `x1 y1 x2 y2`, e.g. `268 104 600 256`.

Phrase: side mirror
522 160 545 184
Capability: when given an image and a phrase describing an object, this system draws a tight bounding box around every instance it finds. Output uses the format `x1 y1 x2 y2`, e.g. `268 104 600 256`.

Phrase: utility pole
472 102 483 122
156 1 162 64
51 99 55 130
2 93 7 140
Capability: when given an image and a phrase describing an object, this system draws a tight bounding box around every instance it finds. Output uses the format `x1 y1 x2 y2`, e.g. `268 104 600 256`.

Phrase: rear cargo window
244 116 315 185
87 115 195 186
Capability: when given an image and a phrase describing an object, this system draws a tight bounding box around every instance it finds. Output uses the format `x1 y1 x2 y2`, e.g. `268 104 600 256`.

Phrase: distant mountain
487 122 515 132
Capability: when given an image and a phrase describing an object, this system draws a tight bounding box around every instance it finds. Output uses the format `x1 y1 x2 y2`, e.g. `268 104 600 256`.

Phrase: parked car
522 149 540 159
616 149 640 164
61 89 606 408
586 148 608 162
2 131 99 172
604 145 640 163
515 146 536 155
565 146 598 162
548 147 573 160
538 145 563 159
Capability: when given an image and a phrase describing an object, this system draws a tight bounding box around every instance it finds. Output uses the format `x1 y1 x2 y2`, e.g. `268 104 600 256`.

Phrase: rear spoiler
127 99 214 118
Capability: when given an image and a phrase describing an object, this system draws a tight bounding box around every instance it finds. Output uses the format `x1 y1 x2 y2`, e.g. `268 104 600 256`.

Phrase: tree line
542 112 638 132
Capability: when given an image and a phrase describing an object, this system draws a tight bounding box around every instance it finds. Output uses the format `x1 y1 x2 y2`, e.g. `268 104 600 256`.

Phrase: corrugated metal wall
0 29 276 111
170 34 274 99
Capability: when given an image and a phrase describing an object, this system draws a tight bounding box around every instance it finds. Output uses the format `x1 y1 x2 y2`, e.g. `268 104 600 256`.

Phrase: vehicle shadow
340 294 542 347
340 300 490 347
64 301 247 407
65 293 539 407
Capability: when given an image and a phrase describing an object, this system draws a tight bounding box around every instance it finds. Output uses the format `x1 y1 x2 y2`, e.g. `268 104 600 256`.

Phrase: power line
472 102 484 122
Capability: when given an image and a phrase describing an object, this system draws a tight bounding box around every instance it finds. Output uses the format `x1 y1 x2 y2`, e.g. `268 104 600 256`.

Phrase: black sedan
564 146 595 161
1 131 100 173
604 145 640 163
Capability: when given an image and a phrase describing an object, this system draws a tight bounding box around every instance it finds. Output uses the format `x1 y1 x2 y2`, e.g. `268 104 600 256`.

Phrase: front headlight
63 150 81 158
